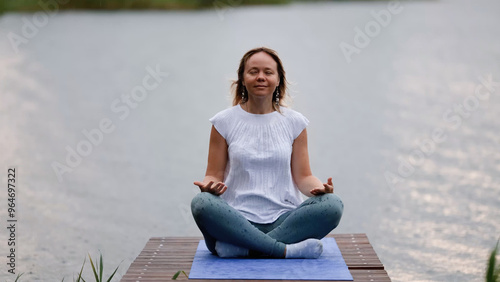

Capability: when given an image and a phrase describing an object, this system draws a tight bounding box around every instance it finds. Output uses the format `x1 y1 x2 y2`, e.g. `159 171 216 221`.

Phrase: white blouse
209 104 309 224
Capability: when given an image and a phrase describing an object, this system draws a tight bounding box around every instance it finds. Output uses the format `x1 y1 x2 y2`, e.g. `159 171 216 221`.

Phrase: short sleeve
289 110 309 140
209 108 233 140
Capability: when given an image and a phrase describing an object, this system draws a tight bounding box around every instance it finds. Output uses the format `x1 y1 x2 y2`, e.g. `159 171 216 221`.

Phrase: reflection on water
1 0 499 281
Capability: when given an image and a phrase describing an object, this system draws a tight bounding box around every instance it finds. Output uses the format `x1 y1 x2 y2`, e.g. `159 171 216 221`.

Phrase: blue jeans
191 192 344 258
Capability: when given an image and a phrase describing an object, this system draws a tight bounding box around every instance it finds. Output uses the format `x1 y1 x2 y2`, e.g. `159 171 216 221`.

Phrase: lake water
1 0 499 281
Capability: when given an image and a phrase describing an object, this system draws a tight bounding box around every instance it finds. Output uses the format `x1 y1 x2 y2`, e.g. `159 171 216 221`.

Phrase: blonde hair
231 47 289 112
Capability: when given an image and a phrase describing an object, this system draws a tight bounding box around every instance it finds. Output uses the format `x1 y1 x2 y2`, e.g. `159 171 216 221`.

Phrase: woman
191 47 343 259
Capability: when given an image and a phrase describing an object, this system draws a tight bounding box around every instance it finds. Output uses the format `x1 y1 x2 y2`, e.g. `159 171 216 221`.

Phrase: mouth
255 85 267 88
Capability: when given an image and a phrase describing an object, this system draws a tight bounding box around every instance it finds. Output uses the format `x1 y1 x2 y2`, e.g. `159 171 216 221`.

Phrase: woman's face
243 51 280 100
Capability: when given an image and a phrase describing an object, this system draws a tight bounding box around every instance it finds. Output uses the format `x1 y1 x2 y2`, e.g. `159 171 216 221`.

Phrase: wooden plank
121 234 390 282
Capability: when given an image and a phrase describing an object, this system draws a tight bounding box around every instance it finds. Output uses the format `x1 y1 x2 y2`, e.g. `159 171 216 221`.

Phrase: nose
257 71 265 81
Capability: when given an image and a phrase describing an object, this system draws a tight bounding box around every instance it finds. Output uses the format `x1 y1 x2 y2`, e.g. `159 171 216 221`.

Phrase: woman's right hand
193 181 227 196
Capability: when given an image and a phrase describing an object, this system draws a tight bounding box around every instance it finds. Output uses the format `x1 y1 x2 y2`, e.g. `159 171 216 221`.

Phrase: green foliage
62 253 119 282
172 270 188 280
0 0 297 12
13 273 24 282
74 257 86 282
87 252 120 282
486 240 500 282
9 254 119 282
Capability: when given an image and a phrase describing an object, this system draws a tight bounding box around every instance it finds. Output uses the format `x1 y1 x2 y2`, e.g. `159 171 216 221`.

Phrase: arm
291 129 334 197
193 125 229 195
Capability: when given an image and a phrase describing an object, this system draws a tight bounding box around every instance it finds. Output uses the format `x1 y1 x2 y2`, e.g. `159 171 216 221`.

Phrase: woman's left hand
310 177 334 195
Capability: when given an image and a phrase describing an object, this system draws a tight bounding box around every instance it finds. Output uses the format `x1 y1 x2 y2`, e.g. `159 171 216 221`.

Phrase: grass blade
486 240 499 282
88 253 100 282
172 270 188 280
99 253 103 282
172 270 181 280
14 273 24 282
105 264 121 282
76 258 86 282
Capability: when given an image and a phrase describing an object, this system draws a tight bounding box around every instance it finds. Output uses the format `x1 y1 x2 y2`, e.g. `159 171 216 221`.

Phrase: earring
241 88 246 101
275 88 280 106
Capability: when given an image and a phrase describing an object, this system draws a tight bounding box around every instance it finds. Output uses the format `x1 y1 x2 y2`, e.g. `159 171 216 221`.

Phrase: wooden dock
121 234 390 282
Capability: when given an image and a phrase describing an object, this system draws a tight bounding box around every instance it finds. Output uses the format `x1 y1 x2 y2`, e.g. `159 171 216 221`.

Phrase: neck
242 96 275 114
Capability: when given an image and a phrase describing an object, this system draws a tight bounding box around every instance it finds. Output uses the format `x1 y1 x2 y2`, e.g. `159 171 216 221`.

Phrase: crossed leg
190 192 344 258
264 193 344 243
191 192 286 258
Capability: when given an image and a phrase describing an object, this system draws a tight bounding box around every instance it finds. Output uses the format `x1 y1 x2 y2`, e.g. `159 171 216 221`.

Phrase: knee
325 194 344 213
191 192 218 219
319 194 344 228
325 194 344 216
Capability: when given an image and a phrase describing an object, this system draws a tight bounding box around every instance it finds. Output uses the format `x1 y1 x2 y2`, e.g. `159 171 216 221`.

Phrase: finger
310 188 324 195
207 184 218 193
205 181 215 189
217 185 228 195
215 182 225 190
211 183 225 194
213 183 223 193
194 181 207 191
200 181 213 193
327 177 333 186
213 184 227 195
324 183 333 193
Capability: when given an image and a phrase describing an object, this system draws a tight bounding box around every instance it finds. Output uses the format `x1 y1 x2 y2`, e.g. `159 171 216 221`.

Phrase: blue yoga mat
189 238 353 280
